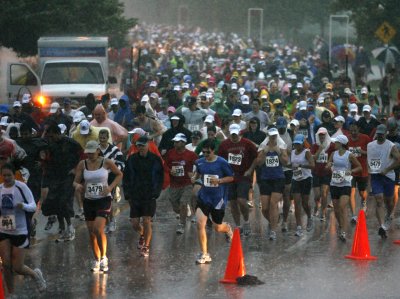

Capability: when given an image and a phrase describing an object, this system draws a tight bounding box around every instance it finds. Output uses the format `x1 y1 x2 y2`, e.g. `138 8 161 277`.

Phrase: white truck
7 36 116 106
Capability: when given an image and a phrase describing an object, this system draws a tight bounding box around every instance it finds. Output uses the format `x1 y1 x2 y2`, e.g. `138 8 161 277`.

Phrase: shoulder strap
100 158 105 169
84 160 88 170
16 185 28 204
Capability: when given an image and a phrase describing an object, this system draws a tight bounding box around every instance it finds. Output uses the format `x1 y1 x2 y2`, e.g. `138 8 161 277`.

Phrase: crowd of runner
0 23 398 294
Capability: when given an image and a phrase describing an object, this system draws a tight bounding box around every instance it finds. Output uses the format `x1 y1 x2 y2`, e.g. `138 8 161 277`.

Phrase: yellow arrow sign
375 21 396 44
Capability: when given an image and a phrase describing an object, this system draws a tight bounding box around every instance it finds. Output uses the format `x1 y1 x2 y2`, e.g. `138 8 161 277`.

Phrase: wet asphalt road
12 188 400 299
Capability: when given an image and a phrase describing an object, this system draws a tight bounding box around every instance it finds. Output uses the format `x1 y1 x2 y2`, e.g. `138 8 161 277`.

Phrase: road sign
375 21 396 44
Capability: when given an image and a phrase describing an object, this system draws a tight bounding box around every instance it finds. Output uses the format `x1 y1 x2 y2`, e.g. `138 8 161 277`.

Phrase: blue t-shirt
196 156 233 209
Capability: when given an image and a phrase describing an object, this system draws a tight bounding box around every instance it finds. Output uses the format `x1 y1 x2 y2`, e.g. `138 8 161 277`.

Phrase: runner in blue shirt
191 138 234 264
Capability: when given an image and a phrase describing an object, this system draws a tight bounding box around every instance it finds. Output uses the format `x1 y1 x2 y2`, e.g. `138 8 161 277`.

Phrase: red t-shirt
348 133 371 177
165 148 198 188
218 137 257 182
310 143 335 177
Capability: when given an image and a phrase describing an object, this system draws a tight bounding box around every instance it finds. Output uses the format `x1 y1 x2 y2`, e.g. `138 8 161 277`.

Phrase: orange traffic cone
220 228 246 283
0 270 5 299
345 210 377 260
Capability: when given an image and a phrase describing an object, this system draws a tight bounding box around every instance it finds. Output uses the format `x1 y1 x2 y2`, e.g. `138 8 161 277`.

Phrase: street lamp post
248 8 264 44
329 14 350 76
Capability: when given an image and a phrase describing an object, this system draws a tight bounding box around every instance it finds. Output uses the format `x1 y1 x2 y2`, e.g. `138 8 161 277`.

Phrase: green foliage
332 0 400 47
0 0 136 56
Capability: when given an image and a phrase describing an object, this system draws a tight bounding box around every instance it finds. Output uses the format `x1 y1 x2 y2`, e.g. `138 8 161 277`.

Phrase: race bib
349 147 361 157
204 174 219 187
332 170 345 184
86 183 104 197
172 165 184 177
265 155 279 167
316 153 328 163
299 129 308 138
228 153 242 165
369 159 381 172
0 214 16 231
293 168 303 180
188 124 200 132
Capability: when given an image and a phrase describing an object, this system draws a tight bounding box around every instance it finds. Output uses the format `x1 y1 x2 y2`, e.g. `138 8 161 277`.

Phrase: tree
0 0 136 56
332 0 400 47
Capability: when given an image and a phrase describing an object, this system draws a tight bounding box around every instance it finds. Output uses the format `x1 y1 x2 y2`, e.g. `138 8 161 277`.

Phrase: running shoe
320 216 326 222
137 235 145 249
339 232 346 242
243 222 251 236
361 200 367 212
327 203 334 209
289 203 295 214
225 224 233 243
247 201 254 208
378 227 388 239
176 223 185 234
281 222 288 232
45 216 56 231
306 217 313 232
195 253 212 264
206 218 213 230
55 230 67 243
104 224 110 234
384 215 392 230
269 231 277 241
100 256 109 272
65 226 75 241
140 246 150 257
351 216 357 225
109 220 117 232
91 260 101 272
33 268 47 292
30 218 37 238
191 216 197 223
295 226 303 237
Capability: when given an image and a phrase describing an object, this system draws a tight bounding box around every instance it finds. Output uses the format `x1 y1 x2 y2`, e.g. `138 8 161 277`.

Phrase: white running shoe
34 268 47 292
100 256 109 272
176 223 185 234
195 253 212 264
109 220 117 232
91 260 100 272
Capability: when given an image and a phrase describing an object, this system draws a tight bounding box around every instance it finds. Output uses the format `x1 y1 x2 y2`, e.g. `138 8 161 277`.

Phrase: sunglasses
202 150 211 154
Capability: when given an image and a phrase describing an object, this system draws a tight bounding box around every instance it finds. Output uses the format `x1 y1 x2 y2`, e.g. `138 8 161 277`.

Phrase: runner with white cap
165 133 198 234
250 127 288 240
218 124 257 236
310 127 334 221
367 124 400 239
326 134 361 241
291 134 315 237
232 109 247 130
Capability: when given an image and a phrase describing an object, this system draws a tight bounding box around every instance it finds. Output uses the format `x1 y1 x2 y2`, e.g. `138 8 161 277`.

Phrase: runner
326 135 361 241
367 124 400 238
348 122 371 222
98 129 125 233
291 134 315 237
254 127 288 240
74 140 122 272
218 124 257 235
123 136 164 257
310 127 334 221
191 138 234 264
0 163 46 294
164 133 198 234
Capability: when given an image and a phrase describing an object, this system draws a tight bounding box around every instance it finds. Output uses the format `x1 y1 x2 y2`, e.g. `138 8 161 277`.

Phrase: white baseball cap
268 127 279 136
172 133 187 143
22 93 31 104
362 105 371 112
229 123 241 135
204 115 214 123
150 81 158 87
110 98 118 106
13 101 22 108
232 109 242 116
299 101 307 111
334 115 345 122
361 87 368 94
349 103 358 113
231 83 238 90
241 95 250 105
49 102 61 113
79 120 90 135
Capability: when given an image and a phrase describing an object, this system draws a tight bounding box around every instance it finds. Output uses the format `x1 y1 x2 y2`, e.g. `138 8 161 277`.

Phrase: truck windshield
41 62 104 84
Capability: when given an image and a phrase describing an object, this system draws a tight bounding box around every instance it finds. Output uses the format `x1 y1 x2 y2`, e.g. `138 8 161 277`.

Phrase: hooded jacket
243 117 267 146
158 113 192 154
114 95 134 126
